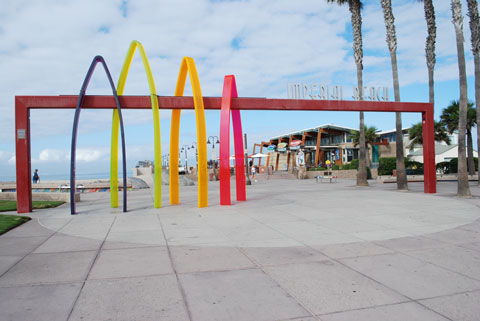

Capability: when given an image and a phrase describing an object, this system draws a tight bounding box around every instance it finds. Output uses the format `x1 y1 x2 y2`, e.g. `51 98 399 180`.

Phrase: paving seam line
392 244 480 283
235 246 321 321
304 244 457 321
65 215 117 321
241 210 456 321
243 187 479 314
0 218 72 279
156 213 194 321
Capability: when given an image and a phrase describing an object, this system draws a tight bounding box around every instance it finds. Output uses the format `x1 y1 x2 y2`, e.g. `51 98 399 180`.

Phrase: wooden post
314 129 323 166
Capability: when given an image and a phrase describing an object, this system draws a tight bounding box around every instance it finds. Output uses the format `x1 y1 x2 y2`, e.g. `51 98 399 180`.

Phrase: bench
315 172 338 183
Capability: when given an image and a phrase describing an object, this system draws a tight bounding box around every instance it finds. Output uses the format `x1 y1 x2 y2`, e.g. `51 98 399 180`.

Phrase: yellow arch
111 40 162 208
170 57 208 208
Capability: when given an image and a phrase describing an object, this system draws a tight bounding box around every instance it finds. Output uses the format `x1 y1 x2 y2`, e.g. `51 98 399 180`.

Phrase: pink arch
219 75 246 205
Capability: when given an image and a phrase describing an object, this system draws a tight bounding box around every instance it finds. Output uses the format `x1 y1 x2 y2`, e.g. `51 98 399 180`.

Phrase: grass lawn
0 200 65 212
0 214 31 235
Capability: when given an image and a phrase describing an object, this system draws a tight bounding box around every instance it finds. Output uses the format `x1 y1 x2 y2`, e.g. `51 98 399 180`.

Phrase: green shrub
332 164 340 170
378 157 396 175
342 163 351 170
350 159 359 169
406 160 424 175
436 157 478 174
379 157 427 175
307 167 327 171
436 161 451 174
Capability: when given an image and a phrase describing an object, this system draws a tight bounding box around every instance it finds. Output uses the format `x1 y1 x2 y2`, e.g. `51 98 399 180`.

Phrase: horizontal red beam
16 95 431 113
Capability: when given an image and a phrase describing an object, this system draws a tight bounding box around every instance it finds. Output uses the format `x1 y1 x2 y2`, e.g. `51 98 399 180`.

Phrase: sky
0 0 478 181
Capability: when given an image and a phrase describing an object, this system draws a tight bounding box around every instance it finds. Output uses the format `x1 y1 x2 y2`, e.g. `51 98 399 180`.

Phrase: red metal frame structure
15 95 435 213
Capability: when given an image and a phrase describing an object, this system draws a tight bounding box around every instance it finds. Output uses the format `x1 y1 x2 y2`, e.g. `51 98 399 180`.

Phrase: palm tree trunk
466 0 480 183
451 0 472 197
428 68 434 104
467 128 475 175
357 83 368 186
349 0 368 187
424 0 436 106
475 53 480 183
393 53 407 190
381 0 407 190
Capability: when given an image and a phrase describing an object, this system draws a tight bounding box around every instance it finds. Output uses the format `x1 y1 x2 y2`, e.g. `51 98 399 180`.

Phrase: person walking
32 169 40 184
249 160 257 182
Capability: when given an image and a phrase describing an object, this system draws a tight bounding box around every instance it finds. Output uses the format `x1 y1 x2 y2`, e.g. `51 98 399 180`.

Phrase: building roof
377 127 411 135
270 124 357 140
408 144 457 156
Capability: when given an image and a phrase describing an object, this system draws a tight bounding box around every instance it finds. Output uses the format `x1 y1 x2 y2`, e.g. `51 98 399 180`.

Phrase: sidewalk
1 179 479 321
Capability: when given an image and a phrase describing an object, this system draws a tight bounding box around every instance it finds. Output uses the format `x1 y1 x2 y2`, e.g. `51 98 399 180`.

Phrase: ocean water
0 171 133 183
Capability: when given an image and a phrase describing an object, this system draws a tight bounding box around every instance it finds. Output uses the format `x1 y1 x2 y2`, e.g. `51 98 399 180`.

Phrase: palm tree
466 0 480 184
326 0 368 186
380 0 407 191
440 100 477 175
420 0 437 106
451 0 471 197
407 121 451 151
351 126 378 166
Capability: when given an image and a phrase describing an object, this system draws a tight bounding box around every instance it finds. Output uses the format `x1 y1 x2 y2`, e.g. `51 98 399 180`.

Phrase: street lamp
207 136 220 168
191 142 198 169
244 133 251 185
162 154 169 168
180 145 190 173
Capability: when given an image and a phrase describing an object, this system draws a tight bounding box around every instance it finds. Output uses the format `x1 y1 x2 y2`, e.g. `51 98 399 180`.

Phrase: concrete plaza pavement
0 178 479 321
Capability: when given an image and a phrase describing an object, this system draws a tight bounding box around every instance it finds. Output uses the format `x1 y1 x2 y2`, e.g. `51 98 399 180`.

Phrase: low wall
306 169 357 179
305 168 378 179
377 173 479 183
0 192 79 203
0 181 130 190
132 167 153 176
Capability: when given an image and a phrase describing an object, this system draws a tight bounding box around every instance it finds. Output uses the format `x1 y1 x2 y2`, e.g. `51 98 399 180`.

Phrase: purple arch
70 56 127 214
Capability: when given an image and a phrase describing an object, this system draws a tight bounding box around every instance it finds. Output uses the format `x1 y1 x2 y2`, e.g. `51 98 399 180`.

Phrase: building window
346 148 358 162
334 135 343 144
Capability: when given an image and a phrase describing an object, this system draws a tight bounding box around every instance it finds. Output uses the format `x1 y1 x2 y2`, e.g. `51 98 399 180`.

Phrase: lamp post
191 142 198 170
207 136 220 181
162 154 169 168
180 145 190 173
244 133 251 185
207 136 220 167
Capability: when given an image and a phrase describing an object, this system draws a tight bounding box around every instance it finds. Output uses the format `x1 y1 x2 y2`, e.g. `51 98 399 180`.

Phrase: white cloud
36 149 68 162
0 0 351 141
0 0 478 179
0 150 13 160
0 151 15 165
76 148 109 162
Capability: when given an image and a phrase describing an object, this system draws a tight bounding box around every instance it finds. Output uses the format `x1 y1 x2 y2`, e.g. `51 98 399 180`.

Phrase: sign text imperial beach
287 82 390 101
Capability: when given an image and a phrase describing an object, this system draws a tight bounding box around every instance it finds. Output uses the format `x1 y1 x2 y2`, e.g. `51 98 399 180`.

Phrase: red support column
219 75 246 205
422 109 436 193
15 98 32 213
